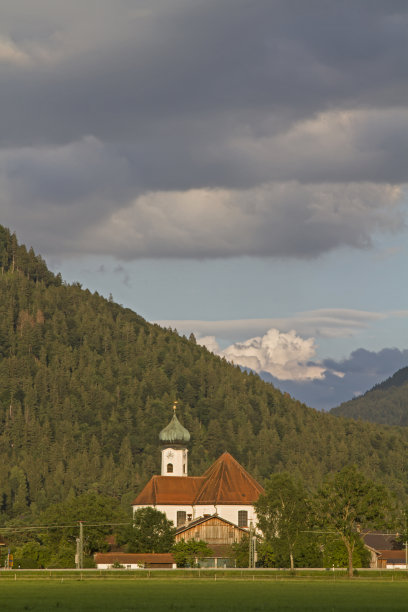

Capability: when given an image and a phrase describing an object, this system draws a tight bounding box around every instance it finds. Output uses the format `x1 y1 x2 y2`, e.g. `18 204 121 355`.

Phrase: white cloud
198 328 330 382
196 335 220 354
220 328 325 381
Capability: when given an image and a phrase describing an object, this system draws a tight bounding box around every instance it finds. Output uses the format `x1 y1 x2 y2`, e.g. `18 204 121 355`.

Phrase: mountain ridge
1 225 408 524
331 366 408 426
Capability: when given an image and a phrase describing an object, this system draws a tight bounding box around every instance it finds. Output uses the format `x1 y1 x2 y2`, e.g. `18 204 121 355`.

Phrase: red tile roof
133 452 264 506
133 475 204 505
195 452 264 505
378 550 406 562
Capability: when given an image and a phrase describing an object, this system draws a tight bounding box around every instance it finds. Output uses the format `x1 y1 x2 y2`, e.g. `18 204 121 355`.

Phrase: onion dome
159 404 190 444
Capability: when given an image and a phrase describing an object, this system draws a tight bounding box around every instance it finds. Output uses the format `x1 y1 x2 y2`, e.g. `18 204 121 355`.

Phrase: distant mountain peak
331 365 408 426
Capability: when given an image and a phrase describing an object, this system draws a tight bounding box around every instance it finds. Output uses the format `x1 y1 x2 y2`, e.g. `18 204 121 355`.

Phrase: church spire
159 403 190 476
159 402 190 445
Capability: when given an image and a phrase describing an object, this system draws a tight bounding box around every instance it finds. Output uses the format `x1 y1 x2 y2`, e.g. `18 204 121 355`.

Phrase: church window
167 463 173 473
238 510 248 528
177 511 186 526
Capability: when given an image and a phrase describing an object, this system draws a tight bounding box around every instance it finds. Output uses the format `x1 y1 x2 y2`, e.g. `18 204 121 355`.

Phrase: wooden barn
175 514 248 545
175 514 248 568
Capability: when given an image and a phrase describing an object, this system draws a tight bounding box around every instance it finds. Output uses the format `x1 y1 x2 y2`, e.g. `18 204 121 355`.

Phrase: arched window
167 463 173 473
238 510 248 528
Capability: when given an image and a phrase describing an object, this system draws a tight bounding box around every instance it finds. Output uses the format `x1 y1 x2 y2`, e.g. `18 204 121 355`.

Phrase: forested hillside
1 225 408 524
331 367 408 426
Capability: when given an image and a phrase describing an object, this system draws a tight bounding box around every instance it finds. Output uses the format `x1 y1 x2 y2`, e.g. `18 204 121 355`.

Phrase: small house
94 552 176 569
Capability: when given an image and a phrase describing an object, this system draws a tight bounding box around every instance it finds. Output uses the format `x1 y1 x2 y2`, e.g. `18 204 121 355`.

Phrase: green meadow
1 574 408 611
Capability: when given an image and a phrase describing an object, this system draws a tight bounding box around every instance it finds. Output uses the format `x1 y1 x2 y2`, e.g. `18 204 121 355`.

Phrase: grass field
1 575 408 611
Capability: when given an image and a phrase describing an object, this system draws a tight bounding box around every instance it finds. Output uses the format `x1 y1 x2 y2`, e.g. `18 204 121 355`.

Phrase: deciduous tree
255 473 310 570
171 539 213 567
117 507 175 553
314 465 391 577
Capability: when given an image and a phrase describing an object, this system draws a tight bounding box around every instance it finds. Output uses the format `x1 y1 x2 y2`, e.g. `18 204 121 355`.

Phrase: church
132 406 264 532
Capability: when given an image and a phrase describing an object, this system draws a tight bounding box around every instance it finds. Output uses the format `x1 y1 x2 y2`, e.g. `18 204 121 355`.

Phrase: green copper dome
159 413 190 444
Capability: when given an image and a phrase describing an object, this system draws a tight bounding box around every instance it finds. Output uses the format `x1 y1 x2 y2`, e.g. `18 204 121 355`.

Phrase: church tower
159 403 190 477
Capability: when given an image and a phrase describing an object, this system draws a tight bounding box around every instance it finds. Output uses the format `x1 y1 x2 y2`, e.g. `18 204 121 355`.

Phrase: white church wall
134 503 259 530
154 504 194 527
192 504 257 527
214 504 258 527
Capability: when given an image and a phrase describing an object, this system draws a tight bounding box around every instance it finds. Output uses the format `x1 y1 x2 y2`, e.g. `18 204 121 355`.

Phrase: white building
94 552 176 569
132 407 264 529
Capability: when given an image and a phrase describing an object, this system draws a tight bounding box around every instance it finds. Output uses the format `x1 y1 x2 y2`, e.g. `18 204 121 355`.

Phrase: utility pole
249 522 257 568
77 521 84 569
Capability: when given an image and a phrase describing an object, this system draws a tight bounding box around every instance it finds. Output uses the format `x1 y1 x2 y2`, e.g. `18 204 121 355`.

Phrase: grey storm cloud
1 1 407 259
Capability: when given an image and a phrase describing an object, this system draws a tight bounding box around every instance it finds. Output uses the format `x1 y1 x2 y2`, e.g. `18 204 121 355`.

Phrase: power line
301 531 400 535
0 521 131 533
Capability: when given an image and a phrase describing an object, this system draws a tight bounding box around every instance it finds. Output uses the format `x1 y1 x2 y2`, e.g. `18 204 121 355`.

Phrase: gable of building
175 513 248 544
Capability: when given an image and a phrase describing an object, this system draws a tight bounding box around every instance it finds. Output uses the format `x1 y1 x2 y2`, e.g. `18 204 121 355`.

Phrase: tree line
2 465 401 577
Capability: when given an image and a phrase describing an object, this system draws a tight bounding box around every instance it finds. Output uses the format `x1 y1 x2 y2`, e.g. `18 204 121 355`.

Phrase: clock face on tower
166 451 174 459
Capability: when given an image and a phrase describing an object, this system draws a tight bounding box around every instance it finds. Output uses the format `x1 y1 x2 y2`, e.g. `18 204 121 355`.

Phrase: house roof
133 475 204 505
378 550 407 562
132 452 264 506
362 532 398 552
194 452 264 505
94 553 174 564
175 513 248 536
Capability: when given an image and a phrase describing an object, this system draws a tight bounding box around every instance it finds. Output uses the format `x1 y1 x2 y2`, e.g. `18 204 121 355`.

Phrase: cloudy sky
1 1 407 409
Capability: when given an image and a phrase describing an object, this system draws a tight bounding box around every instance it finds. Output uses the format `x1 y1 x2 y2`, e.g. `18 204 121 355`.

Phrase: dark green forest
1 224 408 528
331 367 408 426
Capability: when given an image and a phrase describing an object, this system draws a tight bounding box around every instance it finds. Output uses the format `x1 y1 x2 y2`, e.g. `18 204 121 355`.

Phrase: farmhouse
362 532 406 569
376 550 407 569
94 552 176 569
132 407 264 531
